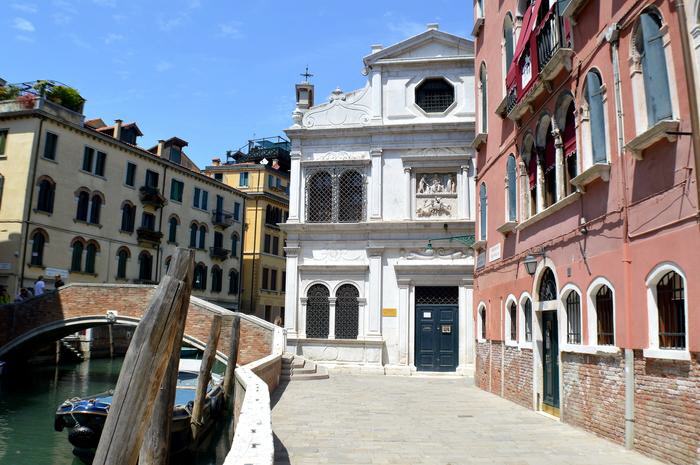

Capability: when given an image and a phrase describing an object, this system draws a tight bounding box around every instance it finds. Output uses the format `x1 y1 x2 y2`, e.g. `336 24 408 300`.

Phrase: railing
536 4 565 72
209 246 230 260
505 86 518 116
212 210 234 228
136 227 163 244
139 186 166 208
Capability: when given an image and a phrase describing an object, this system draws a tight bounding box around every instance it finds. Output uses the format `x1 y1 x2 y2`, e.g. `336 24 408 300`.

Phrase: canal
0 357 232 465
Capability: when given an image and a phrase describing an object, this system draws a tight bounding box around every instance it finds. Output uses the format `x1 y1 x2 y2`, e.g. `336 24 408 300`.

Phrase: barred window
306 284 329 338
509 302 517 342
566 291 581 344
416 78 455 113
596 285 614 346
305 167 365 223
523 298 532 342
335 284 359 340
479 307 486 340
416 286 458 305
538 268 557 301
656 271 685 349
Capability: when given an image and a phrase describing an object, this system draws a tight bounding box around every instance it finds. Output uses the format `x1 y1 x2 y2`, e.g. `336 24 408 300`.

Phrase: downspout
249 196 260 314
238 193 246 311
607 24 635 450
19 116 45 290
675 0 700 203
155 164 168 283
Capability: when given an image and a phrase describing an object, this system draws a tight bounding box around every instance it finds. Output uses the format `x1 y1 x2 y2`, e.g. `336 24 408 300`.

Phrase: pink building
472 0 699 463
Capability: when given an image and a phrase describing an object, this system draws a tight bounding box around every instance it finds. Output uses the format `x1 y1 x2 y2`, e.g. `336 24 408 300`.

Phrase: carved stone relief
404 248 470 260
415 173 457 218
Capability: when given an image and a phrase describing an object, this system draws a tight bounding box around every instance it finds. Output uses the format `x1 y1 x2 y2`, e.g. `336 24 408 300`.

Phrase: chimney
427 23 439 31
114 119 123 141
212 158 221 166
371 44 384 53
156 140 165 157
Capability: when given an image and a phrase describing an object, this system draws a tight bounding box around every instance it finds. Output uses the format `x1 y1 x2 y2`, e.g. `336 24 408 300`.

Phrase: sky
3 0 472 167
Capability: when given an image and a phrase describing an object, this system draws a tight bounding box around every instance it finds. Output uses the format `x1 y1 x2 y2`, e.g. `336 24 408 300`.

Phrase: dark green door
415 306 458 372
542 311 560 412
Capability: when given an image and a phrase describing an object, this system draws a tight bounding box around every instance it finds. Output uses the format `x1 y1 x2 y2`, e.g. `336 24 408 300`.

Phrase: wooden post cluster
223 315 241 406
92 249 194 465
190 314 222 441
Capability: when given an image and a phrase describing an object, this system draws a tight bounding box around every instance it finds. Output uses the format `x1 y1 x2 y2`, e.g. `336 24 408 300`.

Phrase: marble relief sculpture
416 173 457 218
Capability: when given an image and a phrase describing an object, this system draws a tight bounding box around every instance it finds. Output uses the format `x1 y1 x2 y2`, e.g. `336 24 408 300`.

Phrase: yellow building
204 138 289 322
0 80 245 309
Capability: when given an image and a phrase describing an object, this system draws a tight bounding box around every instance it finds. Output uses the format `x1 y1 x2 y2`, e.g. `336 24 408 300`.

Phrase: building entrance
415 287 458 372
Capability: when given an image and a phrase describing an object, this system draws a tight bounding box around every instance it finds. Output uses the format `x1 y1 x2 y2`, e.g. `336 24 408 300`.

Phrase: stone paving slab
271 374 664 465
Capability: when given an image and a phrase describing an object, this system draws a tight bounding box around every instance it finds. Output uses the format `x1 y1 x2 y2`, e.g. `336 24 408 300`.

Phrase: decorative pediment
363 29 473 66
302 85 371 129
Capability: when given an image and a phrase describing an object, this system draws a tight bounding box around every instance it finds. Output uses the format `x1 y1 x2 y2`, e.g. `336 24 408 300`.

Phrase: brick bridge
0 283 273 365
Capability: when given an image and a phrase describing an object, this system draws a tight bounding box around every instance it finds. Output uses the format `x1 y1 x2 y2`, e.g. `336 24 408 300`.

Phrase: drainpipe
155 164 168 283
238 193 246 311
674 0 700 203
607 24 635 451
249 195 260 315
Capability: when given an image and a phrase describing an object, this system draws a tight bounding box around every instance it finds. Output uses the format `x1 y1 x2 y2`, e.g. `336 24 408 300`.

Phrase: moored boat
54 359 224 463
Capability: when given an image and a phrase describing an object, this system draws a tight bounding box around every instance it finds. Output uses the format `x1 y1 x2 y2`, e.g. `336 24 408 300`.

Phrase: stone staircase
60 338 85 362
281 354 329 381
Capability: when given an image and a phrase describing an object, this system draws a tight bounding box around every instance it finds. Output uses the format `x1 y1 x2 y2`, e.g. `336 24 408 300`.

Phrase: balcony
212 210 234 228
137 227 163 245
505 2 573 123
209 246 230 260
0 80 86 125
139 185 167 209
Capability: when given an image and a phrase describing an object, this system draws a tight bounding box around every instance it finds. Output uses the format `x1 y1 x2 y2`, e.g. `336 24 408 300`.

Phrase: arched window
198 225 207 249
561 100 578 196
121 202 135 232
523 136 538 217
595 285 614 345
76 191 89 221
231 233 239 257
306 284 330 338
189 223 198 248
138 251 153 282
306 171 332 223
85 241 98 274
584 71 606 164
338 170 363 223
89 194 102 224
504 14 514 73
478 306 487 340
538 268 557 301
479 64 488 133
415 78 455 113
538 117 557 208
656 271 685 349
193 263 207 290
522 298 533 342
228 269 239 295
211 266 223 293
70 239 84 272
479 183 487 241
506 155 517 222
30 230 47 266
116 247 129 279
565 291 582 344
335 284 359 340
508 301 517 342
168 216 178 243
37 178 55 213
635 10 673 126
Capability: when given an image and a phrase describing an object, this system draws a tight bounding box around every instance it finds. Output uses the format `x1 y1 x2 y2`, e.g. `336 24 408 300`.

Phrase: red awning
506 0 543 85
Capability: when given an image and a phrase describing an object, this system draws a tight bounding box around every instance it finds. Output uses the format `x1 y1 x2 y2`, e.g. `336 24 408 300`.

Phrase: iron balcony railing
209 246 230 260
536 2 566 73
137 227 163 244
139 185 167 208
211 210 234 228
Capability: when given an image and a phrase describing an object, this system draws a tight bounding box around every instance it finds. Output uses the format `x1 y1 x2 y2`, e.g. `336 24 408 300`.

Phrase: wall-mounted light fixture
523 249 545 276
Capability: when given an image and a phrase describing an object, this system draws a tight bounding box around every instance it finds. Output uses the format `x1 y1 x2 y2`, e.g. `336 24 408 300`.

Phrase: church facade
281 25 477 374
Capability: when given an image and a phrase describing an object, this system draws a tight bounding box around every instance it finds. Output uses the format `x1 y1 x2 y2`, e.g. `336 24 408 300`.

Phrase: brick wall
503 346 533 409
475 341 491 391
561 352 626 445
491 341 503 395
634 351 700 465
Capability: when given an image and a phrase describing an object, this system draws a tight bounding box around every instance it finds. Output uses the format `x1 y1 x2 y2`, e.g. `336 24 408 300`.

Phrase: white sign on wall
488 244 501 263
45 267 69 280
0 263 11 271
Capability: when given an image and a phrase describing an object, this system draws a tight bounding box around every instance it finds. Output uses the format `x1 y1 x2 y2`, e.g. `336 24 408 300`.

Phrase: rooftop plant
45 85 85 113
0 85 21 101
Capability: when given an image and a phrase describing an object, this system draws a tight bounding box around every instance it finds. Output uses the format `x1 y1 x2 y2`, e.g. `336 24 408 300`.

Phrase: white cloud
13 17 35 32
156 60 173 72
218 22 242 39
104 33 124 44
15 34 35 43
11 3 38 13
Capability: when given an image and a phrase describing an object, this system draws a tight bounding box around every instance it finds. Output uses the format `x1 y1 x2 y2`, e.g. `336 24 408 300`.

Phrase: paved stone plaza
271 374 663 465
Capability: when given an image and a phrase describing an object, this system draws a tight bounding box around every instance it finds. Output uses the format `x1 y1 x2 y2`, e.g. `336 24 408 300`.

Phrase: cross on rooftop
301 66 314 83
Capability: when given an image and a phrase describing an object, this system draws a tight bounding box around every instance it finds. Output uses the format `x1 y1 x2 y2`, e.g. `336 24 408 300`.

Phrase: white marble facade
282 25 476 374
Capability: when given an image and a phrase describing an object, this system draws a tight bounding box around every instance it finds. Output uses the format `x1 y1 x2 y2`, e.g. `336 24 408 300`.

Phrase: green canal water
0 357 231 465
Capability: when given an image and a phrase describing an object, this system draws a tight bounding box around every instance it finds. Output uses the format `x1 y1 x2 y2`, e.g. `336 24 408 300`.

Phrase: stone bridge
0 283 273 364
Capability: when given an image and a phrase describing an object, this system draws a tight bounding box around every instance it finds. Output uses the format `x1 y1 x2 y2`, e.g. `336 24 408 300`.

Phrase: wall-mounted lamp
579 217 588 235
523 249 545 276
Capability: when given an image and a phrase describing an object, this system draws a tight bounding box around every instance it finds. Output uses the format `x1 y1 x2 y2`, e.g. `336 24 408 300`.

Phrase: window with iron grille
596 285 614 345
509 302 517 341
415 78 455 113
523 298 532 342
415 286 458 305
538 268 557 301
306 284 329 338
335 284 359 340
566 292 581 344
656 271 685 349
305 167 366 223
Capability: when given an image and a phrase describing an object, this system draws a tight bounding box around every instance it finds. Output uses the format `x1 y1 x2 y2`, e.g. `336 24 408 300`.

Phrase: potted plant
16 93 36 109
45 85 85 113
0 85 20 101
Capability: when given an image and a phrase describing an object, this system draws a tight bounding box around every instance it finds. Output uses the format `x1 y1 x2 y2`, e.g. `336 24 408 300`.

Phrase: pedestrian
14 288 32 302
54 274 65 289
0 287 10 305
34 275 46 296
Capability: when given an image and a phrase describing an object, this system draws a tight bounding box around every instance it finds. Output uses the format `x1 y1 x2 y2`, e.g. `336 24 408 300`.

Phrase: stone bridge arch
0 284 274 364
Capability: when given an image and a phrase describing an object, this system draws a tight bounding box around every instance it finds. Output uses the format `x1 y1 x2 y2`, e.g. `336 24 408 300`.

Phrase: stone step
281 365 317 376
281 371 329 381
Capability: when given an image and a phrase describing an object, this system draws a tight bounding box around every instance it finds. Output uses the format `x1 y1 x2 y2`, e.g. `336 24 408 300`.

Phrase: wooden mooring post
222 315 240 406
190 314 222 441
92 249 193 465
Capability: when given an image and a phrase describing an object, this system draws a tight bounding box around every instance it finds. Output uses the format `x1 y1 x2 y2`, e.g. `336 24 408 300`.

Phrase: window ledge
33 209 53 216
74 219 103 229
495 94 509 118
539 48 575 83
471 17 484 37
560 344 597 355
477 338 486 343
119 229 134 235
625 119 680 160
27 264 46 269
592 345 620 355
471 132 488 150
561 0 590 24
41 157 58 164
472 239 487 251
570 163 610 192
643 348 691 361
518 341 533 350
70 271 98 277
505 340 519 348
516 192 581 231
497 221 517 235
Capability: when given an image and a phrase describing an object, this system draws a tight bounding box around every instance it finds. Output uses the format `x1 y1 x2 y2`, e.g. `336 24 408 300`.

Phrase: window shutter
95 152 107 176
507 156 517 221
480 69 488 133
586 72 607 163
640 13 673 125
479 184 487 241
82 147 94 172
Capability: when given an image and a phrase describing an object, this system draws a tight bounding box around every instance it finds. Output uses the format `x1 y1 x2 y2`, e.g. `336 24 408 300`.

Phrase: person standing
34 275 46 296
14 288 32 302
0 287 10 304
54 274 65 290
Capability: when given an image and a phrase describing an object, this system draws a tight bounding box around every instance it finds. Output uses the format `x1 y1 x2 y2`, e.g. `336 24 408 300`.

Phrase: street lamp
523 255 538 275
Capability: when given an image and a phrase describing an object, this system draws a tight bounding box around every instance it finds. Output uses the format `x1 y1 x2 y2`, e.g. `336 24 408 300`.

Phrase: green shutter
586 72 607 163
640 13 673 125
